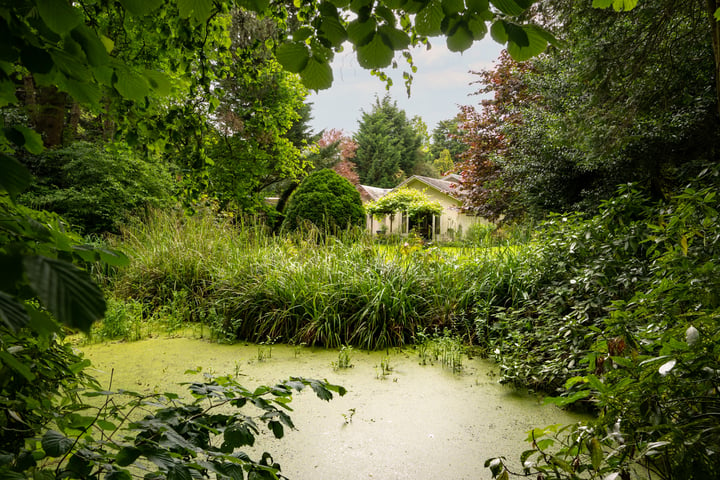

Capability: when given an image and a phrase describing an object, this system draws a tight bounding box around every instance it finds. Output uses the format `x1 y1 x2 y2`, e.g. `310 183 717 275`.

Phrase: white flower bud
686 325 699 346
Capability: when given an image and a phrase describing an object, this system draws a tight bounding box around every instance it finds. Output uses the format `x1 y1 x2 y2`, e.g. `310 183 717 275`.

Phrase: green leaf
592 0 613 7
0 350 36 381
60 78 102 108
0 78 18 107
0 153 32 198
71 24 109 67
276 42 310 73
41 430 74 457
36 0 83 35
442 0 464 15
144 70 172 96
715 7 720 21
490 0 533 16
106 469 132 480
168 465 193 480
384 26 412 51
116 447 142 467
612 0 638 11
466 0 490 13
446 23 473 52
319 16 348 47
224 424 255 449
268 420 284 438
415 0 444 36
467 16 488 40
300 57 333 90
114 67 149 103
589 437 603 470
178 0 214 23
119 0 164 15
20 45 53 74
490 20 508 43
347 17 377 46
5 126 44 154
357 33 394 69
0 291 30 332
506 24 548 61
23 256 106 332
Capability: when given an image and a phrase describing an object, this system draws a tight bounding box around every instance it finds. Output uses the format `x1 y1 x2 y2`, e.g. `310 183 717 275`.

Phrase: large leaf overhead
23 256 106 332
357 32 394 69
300 57 333 90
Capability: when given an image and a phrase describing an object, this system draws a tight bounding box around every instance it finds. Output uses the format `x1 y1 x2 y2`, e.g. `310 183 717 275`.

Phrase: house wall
366 179 491 241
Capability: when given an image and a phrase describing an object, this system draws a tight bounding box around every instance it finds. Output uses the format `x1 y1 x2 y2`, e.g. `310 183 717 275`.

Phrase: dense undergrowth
4 169 720 479
103 209 528 349
101 168 720 479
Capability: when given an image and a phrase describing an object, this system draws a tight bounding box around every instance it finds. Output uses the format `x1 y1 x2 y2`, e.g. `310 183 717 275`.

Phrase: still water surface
80 337 586 480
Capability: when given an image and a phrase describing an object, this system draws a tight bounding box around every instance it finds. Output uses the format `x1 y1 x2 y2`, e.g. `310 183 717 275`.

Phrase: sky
308 36 503 136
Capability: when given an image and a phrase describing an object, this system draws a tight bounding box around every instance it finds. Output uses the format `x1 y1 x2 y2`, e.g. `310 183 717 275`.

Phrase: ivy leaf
300 57 333 90
41 430 74 457
415 0 444 36
23 256 106 332
119 0 164 15
178 0 214 23
357 33 394 69
0 291 30 332
0 153 32 199
276 42 310 73
507 24 548 61
36 0 83 35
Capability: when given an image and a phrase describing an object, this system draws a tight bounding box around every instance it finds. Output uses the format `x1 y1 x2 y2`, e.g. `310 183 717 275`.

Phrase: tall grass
107 209 529 349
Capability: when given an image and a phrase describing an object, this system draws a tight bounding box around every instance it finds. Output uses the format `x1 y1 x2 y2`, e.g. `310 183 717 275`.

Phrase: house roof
396 175 462 200
358 185 392 201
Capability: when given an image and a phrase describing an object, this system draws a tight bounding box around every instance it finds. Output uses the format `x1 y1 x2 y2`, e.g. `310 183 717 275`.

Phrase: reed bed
103 209 533 349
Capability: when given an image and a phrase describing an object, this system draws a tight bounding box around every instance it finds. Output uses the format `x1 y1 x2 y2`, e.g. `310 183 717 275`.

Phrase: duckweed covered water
79 337 586 480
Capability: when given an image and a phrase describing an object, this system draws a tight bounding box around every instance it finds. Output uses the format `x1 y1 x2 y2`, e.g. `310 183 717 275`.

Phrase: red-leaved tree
457 50 537 222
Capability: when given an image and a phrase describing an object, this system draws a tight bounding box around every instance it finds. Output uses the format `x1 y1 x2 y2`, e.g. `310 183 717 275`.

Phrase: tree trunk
33 85 67 147
707 0 720 116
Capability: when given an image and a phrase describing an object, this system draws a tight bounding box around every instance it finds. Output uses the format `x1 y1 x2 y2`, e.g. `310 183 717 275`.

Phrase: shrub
281 169 365 234
20 141 174 234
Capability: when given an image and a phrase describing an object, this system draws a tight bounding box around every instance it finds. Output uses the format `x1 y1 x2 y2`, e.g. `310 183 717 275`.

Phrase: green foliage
353 95 424 187
0 372 345 479
481 170 720 480
109 208 492 350
281 169 365 234
20 141 173 234
365 187 443 220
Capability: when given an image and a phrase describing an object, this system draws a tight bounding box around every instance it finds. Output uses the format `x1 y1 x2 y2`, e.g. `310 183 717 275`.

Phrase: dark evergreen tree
353 95 423 188
429 117 467 165
281 169 365 234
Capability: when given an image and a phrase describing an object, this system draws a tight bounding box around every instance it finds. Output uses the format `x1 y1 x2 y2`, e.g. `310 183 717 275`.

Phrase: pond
79 337 586 480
